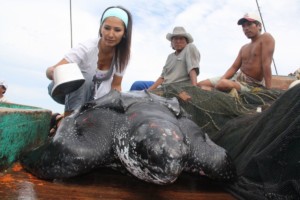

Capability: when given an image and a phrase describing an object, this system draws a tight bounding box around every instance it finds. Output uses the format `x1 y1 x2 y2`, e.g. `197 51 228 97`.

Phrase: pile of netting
214 84 300 200
151 82 300 199
151 81 283 136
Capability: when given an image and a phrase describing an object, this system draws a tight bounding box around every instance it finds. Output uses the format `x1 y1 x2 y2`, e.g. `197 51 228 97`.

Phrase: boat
0 76 297 199
0 102 235 200
0 102 51 171
271 75 297 90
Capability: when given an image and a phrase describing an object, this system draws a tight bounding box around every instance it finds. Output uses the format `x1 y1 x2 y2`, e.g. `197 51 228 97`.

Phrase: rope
69 0 73 48
255 0 278 75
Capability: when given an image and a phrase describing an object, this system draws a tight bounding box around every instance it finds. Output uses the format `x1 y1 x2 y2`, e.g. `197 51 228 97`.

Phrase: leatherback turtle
20 90 236 184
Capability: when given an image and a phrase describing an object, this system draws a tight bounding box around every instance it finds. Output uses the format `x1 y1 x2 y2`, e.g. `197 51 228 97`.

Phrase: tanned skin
198 21 275 91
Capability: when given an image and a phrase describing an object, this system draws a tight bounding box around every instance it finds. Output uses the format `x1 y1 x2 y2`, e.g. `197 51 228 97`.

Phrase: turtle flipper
179 117 236 181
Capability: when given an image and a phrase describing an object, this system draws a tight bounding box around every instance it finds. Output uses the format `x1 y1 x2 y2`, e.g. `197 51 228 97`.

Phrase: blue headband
102 7 128 27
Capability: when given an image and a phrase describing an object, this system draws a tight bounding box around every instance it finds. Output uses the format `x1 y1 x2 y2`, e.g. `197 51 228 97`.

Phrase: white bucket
51 63 85 104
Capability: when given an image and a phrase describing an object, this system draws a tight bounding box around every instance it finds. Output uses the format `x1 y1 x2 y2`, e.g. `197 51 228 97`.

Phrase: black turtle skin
20 90 236 184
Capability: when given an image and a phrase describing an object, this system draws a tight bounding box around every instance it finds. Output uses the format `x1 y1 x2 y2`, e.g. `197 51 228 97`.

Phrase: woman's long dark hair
100 6 132 73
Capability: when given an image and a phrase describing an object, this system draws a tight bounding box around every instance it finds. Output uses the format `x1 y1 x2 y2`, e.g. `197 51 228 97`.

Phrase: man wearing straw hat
130 26 200 91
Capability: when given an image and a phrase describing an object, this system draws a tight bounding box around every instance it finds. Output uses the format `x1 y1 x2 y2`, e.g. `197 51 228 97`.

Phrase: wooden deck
271 75 296 90
0 163 235 200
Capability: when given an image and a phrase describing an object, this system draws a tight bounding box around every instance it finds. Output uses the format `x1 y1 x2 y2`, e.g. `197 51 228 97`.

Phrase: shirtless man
198 13 275 92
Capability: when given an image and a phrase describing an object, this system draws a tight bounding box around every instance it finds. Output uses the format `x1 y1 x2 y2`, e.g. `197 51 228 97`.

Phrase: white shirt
64 38 126 99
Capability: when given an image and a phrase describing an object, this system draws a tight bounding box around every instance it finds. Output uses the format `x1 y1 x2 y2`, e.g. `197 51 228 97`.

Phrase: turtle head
116 119 189 185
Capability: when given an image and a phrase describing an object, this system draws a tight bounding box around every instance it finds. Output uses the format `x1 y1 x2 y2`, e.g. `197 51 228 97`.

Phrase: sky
1 0 299 113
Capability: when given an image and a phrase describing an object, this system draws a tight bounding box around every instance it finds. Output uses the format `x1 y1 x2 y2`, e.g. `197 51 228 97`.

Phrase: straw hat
166 27 193 43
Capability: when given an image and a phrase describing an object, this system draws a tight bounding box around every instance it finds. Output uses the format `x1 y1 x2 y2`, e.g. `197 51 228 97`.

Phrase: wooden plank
271 75 296 90
0 163 236 200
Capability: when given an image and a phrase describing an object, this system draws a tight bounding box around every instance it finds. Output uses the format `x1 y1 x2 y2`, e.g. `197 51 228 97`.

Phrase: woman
46 6 132 117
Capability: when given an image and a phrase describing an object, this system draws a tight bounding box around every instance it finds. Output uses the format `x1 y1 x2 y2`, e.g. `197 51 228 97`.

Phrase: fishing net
151 82 300 199
214 84 300 200
151 81 283 136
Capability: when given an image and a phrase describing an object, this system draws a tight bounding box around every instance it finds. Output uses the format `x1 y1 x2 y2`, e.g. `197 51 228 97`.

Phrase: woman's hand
46 59 70 80
46 66 55 80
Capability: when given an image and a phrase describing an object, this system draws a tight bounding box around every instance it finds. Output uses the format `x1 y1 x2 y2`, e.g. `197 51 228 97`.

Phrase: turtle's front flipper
179 117 236 181
20 106 119 180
